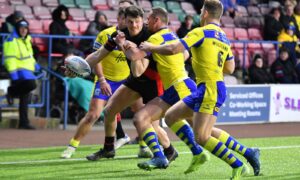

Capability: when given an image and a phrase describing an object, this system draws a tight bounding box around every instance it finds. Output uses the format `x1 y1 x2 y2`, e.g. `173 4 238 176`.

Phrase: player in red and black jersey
84 5 177 164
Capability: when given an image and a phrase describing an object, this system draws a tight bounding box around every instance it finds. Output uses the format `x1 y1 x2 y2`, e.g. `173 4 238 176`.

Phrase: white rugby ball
65 56 91 77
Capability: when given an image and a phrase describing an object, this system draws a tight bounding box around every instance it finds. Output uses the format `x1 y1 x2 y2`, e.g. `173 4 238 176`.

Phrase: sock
69 138 80 148
218 130 251 158
116 120 125 139
142 127 165 158
104 136 115 151
204 137 243 168
139 140 148 149
170 120 203 155
163 144 175 156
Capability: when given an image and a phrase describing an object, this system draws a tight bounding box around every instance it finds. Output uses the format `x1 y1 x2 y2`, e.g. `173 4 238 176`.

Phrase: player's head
117 7 127 29
200 0 223 26
125 5 144 36
147 7 168 33
119 0 136 8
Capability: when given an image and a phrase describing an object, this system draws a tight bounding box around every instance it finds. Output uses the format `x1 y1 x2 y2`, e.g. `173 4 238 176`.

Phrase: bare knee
194 132 211 146
133 111 150 130
164 112 177 127
83 111 100 124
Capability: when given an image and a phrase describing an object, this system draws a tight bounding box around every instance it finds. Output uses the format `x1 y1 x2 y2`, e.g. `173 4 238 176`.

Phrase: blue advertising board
217 86 270 123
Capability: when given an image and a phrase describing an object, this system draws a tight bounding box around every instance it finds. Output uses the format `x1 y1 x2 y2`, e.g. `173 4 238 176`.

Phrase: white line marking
0 145 300 165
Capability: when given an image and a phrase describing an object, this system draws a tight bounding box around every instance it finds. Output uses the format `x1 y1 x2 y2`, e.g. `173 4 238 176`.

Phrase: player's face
147 14 157 32
117 14 126 29
126 16 143 36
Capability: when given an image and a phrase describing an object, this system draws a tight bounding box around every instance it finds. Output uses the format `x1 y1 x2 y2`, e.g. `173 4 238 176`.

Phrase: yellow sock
204 137 243 168
139 140 147 148
69 138 80 148
218 130 249 155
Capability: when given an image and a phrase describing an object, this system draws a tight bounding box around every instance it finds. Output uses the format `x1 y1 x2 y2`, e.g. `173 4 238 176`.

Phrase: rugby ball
65 56 91 77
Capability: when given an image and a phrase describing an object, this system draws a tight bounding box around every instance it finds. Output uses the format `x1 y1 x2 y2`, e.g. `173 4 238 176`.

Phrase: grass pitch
0 136 300 179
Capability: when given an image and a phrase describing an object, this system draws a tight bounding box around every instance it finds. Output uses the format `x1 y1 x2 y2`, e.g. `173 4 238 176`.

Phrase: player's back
182 23 233 84
148 28 187 89
94 26 129 82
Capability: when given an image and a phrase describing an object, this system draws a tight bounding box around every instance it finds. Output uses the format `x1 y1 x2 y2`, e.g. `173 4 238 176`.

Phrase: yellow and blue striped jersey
147 28 187 89
180 23 234 84
94 26 129 81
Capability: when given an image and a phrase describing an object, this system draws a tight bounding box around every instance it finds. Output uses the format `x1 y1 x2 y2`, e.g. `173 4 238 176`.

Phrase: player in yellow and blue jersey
140 0 260 178
61 7 132 159
116 7 206 170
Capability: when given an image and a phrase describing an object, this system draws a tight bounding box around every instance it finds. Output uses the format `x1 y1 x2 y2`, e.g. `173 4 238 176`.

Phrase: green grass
0 136 300 179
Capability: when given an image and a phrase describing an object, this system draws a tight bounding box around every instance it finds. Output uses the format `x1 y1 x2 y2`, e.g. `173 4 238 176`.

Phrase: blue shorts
92 79 126 101
183 81 226 116
160 78 197 106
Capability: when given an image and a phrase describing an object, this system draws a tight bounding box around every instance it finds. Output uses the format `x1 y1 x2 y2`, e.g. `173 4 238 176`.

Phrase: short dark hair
118 7 126 17
119 0 136 5
151 7 168 24
125 5 144 18
203 0 223 19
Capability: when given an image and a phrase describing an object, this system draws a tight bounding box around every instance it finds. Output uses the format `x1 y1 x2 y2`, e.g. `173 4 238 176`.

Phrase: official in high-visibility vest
4 19 40 129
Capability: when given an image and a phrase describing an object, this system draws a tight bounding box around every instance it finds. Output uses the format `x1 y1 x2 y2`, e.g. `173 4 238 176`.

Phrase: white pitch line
0 145 300 165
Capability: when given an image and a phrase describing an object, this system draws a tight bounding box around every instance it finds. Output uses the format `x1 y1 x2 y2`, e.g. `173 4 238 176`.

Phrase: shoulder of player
98 26 117 36
147 28 171 41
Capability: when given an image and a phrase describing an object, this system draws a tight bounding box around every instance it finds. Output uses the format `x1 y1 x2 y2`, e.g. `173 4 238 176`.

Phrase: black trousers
8 80 36 127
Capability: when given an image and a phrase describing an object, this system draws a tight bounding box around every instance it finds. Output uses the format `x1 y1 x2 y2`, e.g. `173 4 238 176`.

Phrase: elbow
132 71 142 77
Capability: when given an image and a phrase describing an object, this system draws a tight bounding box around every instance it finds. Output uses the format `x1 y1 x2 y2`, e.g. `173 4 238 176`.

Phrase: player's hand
61 66 77 78
139 42 153 52
100 80 112 96
115 31 126 46
123 41 137 51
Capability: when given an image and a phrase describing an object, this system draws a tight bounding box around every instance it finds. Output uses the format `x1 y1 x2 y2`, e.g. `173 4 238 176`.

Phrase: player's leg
86 85 140 160
152 120 178 162
164 100 208 174
185 116 260 175
115 113 131 149
194 82 248 178
61 97 106 158
193 113 249 178
129 98 153 158
212 128 260 176
134 97 170 170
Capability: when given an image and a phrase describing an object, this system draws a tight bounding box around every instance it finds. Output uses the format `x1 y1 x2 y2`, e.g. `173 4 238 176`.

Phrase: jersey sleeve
226 48 234 61
180 28 205 50
147 35 161 45
93 31 106 51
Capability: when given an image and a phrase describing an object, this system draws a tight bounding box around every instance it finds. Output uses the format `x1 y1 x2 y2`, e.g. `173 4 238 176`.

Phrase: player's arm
183 50 190 61
223 54 235 74
85 46 110 68
125 44 147 61
86 32 118 68
114 32 147 61
140 41 185 55
94 63 112 96
130 58 149 77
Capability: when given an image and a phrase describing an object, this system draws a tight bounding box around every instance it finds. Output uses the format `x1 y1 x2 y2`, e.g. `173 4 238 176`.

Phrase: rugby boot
137 156 169 170
86 148 115 161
